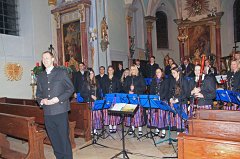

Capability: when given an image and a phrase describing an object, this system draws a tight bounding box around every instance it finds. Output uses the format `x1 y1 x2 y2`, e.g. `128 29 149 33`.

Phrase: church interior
0 0 240 158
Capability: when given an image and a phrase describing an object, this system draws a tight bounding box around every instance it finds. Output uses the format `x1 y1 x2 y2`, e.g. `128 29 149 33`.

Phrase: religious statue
192 48 201 65
129 36 135 59
100 17 109 52
101 17 108 41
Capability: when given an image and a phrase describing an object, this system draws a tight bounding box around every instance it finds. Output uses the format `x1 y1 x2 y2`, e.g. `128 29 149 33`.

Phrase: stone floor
8 128 178 159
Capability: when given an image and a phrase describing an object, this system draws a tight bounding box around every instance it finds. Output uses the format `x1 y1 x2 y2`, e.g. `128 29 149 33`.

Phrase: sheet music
110 103 126 111
121 104 138 112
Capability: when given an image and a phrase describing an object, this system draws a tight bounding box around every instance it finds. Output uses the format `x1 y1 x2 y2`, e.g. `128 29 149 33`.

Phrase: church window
156 11 168 49
0 0 18 36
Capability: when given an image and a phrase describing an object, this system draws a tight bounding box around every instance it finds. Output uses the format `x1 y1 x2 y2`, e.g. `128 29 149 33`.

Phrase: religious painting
188 25 211 59
62 20 82 65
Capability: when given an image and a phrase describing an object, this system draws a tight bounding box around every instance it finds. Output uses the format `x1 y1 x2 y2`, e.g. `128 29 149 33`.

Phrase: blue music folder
144 78 152 86
139 95 150 107
128 94 139 104
77 93 84 103
92 100 105 110
173 103 188 120
105 94 115 108
115 93 129 103
216 90 231 102
228 91 240 105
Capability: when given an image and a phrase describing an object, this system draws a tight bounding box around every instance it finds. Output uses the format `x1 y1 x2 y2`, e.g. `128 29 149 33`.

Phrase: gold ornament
4 63 23 81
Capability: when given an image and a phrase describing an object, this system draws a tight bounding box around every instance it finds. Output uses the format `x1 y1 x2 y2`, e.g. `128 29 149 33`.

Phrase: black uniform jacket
36 67 74 115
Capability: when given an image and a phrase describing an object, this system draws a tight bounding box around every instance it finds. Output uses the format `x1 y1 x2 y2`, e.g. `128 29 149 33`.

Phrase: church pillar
177 27 188 62
145 16 155 59
80 23 88 66
215 21 222 71
126 16 132 66
53 12 63 65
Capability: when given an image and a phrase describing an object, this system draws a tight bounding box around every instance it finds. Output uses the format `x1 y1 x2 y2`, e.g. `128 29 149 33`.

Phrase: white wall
0 0 51 98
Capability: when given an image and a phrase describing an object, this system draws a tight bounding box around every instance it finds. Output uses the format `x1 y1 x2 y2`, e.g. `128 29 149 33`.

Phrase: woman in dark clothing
168 66 190 134
123 65 146 135
103 66 121 133
149 68 169 137
81 68 101 134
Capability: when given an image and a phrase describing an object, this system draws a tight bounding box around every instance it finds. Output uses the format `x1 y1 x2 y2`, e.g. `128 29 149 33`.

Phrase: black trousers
44 112 73 159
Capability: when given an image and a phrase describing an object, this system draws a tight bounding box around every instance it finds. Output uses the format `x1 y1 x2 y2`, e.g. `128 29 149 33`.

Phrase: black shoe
111 129 116 133
138 131 143 136
109 129 113 133
154 132 159 136
128 130 133 135
160 133 166 138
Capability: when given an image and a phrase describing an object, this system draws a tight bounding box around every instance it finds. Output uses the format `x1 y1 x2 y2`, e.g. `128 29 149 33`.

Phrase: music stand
79 100 110 150
108 103 138 159
76 93 84 103
216 90 231 103
98 94 115 140
155 102 178 158
122 94 140 139
138 95 159 146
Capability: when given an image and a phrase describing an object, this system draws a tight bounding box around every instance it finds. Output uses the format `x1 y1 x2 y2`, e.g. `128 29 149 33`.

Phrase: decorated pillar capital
126 16 133 25
144 16 155 32
53 12 60 29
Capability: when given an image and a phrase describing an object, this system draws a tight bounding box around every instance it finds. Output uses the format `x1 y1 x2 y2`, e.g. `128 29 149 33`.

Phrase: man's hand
195 92 204 98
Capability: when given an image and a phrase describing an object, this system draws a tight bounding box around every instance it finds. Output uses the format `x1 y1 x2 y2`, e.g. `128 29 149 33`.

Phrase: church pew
195 109 240 122
178 133 240 159
0 103 76 148
0 97 91 142
0 113 46 159
188 119 240 140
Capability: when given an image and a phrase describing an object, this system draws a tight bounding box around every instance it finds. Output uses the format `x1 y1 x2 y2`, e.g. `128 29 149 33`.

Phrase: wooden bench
178 133 240 159
0 97 91 142
188 119 240 140
195 109 240 122
0 103 76 148
0 113 46 159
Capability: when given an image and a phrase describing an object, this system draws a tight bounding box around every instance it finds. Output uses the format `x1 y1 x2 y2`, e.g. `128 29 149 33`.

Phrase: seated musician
169 66 189 134
224 60 240 110
81 68 101 134
189 65 216 111
150 68 169 138
123 65 146 136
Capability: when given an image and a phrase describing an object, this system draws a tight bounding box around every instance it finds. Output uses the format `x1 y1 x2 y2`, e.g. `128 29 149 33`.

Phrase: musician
150 68 169 138
189 65 216 111
145 56 159 78
81 68 101 134
181 57 195 77
165 58 175 76
135 59 145 77
72 62 87 97
204 59 217 76
103 66 121 133
168 66 189 133
95 66 108 97
123 65 146 136
224 60 240 110
120 68 130 92
114 63 124 80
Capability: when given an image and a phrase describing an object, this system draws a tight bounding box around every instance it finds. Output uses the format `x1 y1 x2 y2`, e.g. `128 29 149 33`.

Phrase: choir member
169 66 189 133
81 68 101 134
189 65 216 111
145 56 159 78
135 59 145 77
165 58 175 76
149 68 169 137
103 66 121 133
120 68 130 92
114 63 124 80
123 65 146 135
72 62 87 97
181 57 195 77
204 59 217 76
224 60 240 110
95 66 108 98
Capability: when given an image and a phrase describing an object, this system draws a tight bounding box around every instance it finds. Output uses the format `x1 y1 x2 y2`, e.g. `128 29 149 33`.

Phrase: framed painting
62 20 82 64
188 25 211 58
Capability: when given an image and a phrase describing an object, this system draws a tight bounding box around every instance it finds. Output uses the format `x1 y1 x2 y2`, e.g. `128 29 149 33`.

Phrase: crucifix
233 41 239 53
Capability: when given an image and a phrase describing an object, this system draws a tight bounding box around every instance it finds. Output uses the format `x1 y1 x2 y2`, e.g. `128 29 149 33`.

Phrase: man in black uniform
95 66 108 97
36 51 74 159
145 56 159 78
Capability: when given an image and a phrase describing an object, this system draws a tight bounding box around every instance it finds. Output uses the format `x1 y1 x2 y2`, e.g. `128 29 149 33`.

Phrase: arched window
156 11 168 49
234 0 240 42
